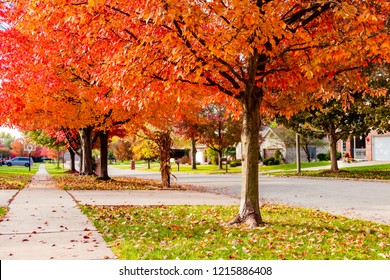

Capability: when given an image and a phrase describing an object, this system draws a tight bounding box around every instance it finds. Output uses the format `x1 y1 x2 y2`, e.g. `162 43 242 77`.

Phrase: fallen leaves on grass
80 204 390 260
272 169 390 180
0 175 31 189
53 176 186 190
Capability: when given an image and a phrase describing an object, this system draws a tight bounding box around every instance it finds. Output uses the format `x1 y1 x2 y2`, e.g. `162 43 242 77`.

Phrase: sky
0 126 23 138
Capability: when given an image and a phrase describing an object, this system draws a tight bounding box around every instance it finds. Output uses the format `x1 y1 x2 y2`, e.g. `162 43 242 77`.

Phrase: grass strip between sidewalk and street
266 164 390 180
112 161 332 174
81 204 390 260
0 207 8 221
45 163 198 191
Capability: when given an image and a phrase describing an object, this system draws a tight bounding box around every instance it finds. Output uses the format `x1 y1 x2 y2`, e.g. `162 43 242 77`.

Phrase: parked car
4 157 34 167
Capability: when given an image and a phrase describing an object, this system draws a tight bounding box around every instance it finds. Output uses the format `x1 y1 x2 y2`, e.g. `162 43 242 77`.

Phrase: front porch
339 136 367 161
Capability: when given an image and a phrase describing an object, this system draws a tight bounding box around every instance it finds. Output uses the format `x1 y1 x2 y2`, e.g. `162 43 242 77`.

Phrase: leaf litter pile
81 204 390 260
53 176 191 191
0 175 31 189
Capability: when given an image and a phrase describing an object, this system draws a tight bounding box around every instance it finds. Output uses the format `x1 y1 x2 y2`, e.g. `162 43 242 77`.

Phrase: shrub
179 155 191 164
317 153 327 161
317 151 342 161
263 157 280 166
205 148 218 165
273 149 284 163
229 160 242 167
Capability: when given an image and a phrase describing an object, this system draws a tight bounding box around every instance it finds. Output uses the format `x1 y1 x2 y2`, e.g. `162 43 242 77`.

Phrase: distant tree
278 92 374 172
132 134 159 169
110 137 134 161
272 125 327 162
10 139 26 157
26 130 68 168
367 64 390 133
0 147 11 159
174 120 202 170
0 132 14 149
197 104 242 169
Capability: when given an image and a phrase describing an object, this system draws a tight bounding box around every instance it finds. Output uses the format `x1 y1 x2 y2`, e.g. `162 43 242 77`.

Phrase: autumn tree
10 139 26 157
2 1 389 227
110 136 134 162
0 132 13 158
199 104 242 169
0 2 139 179
0 147 11 159
26 130 68 167
90 0 389 227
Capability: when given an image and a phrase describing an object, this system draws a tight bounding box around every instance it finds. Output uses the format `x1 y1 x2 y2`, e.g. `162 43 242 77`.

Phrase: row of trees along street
0 1 389 227
0 131 62 160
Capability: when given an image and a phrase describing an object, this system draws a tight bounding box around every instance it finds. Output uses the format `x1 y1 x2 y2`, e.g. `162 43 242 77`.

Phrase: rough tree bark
155 130 172 188
230 89 263 228
328 126 339 172
98 130 111 180
229 50 264 228
81 126 94 175
191 138 197 170
67 147 76 172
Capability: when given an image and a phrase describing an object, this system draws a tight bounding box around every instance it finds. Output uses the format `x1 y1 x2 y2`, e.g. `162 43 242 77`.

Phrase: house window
342 140 347 153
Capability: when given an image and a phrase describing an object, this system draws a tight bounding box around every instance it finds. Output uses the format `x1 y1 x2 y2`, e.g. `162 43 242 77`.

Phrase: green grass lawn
41 162 390 260
44 163 74 177
112 161 331 174
81 204 390 260
259 161 331 171
269 163 390 180
0 164 38 189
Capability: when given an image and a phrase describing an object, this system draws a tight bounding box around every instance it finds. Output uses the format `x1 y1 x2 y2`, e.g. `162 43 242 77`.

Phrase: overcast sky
0 126 23 138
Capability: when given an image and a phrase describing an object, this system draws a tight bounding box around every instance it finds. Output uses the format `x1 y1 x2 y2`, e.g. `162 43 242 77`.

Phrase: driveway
108 166 390 225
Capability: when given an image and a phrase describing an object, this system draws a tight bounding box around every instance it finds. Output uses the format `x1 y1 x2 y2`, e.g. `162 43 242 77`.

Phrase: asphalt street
108 165 390 224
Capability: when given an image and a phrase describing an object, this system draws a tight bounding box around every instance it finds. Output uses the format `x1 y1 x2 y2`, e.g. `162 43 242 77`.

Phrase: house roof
263 126 296 146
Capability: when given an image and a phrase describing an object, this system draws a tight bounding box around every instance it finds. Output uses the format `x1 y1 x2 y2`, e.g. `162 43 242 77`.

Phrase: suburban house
338 131 390 161
259 126 328 163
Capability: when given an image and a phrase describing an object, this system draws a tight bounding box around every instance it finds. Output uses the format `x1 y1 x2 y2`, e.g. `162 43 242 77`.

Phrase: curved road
108 166 390 225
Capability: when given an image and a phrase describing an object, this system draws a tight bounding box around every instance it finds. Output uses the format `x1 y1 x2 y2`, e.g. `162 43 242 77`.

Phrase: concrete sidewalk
0 165 116 260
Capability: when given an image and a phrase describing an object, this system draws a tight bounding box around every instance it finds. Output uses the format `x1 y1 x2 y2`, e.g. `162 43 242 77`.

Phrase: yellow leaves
88 0 105 7
334 2 358 19
301 64 314 79
380 41 390 52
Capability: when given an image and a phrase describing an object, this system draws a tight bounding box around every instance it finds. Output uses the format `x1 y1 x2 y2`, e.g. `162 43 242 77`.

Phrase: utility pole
296 133 301 173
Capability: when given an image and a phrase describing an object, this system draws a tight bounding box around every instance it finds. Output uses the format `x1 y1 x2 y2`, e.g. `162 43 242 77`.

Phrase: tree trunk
156 130 172 188
79 149 84 174
328 128 339 172
230 91 262 228
98 130 111 180
68 147 76 172
81 127 94 175
191 138 197 170
218 149 223 169
302 143 311 162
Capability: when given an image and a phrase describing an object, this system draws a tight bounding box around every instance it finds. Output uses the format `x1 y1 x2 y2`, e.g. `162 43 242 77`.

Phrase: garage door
373 136 390 161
